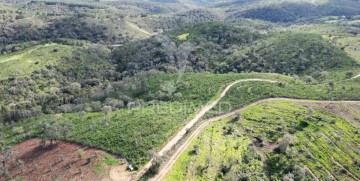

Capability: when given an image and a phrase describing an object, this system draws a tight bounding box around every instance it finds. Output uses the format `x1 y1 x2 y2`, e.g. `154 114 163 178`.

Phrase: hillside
166 100 360 180
0 43 72 80
229 0 360 23
0 0 359 180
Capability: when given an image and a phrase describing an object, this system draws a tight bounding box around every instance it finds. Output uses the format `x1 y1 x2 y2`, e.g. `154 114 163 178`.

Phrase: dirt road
131 79 278 180
352 73 360 79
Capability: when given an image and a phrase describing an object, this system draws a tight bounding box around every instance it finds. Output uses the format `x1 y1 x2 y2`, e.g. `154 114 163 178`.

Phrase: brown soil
300 102 360 128
0 138 112 181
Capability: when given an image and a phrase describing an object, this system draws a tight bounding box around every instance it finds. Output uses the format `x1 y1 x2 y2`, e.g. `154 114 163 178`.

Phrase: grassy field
177 33 190 41
166 100 360 180
323 35 360 63
0 43 72 80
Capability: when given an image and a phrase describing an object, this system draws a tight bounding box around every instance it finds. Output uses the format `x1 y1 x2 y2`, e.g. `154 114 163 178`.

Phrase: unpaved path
125 21 154 36
106 164 133 181
151 98 360 181
158 79 278 157
352 73 360 79
134 79 278 180
0 44 54 64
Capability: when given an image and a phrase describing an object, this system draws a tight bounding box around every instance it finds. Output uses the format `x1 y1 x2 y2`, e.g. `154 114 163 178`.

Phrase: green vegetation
95 152 120 175
2 72 360 169
224 32 360 78
165 119 266 180
208 78 360 117
0 44 71 80
323 35 360 63
115 21 360 78
166 101 360 180
177 33 190 40
238 0 360 23
0 73 289 167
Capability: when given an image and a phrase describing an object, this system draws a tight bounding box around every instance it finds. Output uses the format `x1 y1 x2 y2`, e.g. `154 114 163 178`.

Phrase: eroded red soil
0 138 110 181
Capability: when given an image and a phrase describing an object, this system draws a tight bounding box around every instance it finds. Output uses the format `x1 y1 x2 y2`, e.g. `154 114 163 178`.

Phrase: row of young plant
166 101 360 180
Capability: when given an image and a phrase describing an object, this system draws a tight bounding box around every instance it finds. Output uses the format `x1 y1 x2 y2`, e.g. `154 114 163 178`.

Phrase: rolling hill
0 0 359 180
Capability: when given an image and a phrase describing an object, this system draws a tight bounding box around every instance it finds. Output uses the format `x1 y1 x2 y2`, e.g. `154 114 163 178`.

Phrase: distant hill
233 0 360 22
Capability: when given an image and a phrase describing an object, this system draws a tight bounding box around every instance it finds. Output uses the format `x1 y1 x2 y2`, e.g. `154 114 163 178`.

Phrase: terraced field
165 100 360 180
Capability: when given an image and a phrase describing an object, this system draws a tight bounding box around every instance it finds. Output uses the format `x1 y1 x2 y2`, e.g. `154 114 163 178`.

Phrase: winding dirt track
158 79 278 156
132 79 278 180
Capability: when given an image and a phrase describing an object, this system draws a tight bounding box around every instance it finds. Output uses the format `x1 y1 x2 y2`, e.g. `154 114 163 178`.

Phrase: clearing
0 138 121 181
0 44 71 80
164 99 360 180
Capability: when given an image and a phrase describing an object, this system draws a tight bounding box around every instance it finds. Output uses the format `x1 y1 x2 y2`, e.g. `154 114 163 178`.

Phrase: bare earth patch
299 102 360 128
0 138 117 181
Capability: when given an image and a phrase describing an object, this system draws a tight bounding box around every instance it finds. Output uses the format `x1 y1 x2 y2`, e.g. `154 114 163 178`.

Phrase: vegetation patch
0 73 289 167
0 43 72 80
177 33 190 40
166 101 360 180
208 78 360 117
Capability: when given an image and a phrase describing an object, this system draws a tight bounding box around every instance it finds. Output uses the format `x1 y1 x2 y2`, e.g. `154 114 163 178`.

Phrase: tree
346 71 354 79
37 121 60 147
102 106 112 122
293 165 306 181
15 159 25 173
59 121 74 140
327 82 335 92
46 124 60 145
191 145 200 155
277 134 294 154
319 71 329 80
79 111 86 120
304 76 316 84
283 173 295 181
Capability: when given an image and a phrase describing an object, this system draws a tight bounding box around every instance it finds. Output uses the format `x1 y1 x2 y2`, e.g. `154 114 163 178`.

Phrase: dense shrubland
0 46 114 123
113 22 359 76
1 20 358 124
0 11 117 45
113 22 262 76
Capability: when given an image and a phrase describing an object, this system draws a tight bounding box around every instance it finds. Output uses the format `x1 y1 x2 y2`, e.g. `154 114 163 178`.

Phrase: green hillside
0 43 71 80
166 100 360 180
0 73 290 166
